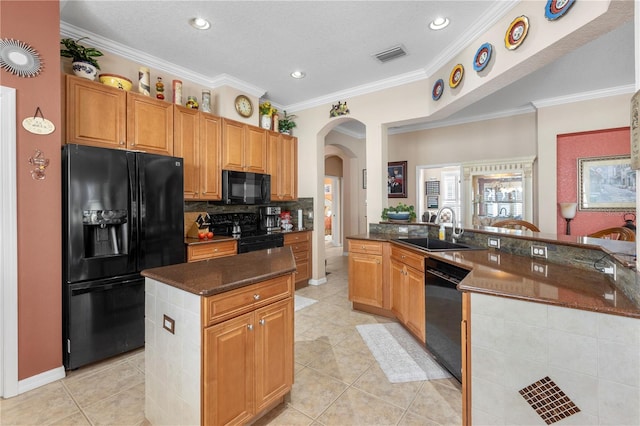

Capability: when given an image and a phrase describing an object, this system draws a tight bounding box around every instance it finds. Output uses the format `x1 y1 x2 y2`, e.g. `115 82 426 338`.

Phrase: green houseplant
61 37 103 80
278 111 297 134
381 203 416 221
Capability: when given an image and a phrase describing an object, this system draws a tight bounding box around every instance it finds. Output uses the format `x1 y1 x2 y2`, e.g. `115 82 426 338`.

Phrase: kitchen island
348 230 640 425
141 247 296 425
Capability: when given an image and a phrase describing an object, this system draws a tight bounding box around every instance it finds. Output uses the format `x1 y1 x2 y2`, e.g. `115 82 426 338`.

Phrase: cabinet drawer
283 231 309 244
203 274 293 326
287 241 309 254
294 261 310 282
187 240 237 262
348 239 383 255
391 246 425 272
292 250 308 263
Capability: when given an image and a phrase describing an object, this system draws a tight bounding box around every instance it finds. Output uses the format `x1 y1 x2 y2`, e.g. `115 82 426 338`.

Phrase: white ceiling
60 1 635 136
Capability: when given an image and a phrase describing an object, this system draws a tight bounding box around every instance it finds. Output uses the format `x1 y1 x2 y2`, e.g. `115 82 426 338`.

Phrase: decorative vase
72 61 98 80
138 67 150 96
281 129 291 135
260 114 272 130
272 113 279 133
201 90 211 113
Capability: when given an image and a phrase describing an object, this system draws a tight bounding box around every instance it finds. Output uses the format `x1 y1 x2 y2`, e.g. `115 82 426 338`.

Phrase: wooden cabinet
174 106 222 200
221 118 267 173
390 245 426 343
348 240 383 307
283 231 311 287
65 75 173 156
267 132 297 201
186 240 237 262
202 274 293 425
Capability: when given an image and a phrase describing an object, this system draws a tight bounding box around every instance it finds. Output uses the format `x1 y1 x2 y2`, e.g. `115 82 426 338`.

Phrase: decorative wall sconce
559 202 578 235
28 149 49 180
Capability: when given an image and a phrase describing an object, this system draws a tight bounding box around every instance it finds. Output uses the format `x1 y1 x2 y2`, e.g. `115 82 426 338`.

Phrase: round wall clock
0 38 43 78
505 16 529 50
234 95 253 118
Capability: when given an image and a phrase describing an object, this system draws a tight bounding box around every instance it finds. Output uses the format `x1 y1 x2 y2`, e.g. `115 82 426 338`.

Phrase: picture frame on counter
578 155 636 211
388 161 407 198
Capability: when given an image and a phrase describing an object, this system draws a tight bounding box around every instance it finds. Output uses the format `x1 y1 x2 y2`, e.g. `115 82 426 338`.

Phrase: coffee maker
259 206 281 232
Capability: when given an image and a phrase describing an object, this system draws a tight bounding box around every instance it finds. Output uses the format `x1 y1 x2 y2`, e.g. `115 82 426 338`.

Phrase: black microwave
221 170 271 205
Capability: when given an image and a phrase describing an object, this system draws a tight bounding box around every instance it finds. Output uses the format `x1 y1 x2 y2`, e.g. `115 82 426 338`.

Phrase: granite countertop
141 246 296 296
349 233 640 319
184 228 313 246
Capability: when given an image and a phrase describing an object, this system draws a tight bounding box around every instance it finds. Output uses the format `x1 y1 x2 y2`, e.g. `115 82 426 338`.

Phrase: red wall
1 1 62 379
556 127 632 236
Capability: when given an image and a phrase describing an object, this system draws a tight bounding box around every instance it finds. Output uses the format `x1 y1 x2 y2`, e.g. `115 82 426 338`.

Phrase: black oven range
209 212 284 253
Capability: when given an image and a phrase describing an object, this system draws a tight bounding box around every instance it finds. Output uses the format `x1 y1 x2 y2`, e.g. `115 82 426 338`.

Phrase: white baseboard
18 366 65 395
308 277 327 286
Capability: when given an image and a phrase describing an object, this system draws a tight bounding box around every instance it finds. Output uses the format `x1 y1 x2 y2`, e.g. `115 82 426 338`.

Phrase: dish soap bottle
438 224 446 240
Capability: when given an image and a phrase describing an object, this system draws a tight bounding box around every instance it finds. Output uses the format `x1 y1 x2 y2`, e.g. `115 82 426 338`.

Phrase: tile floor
1 243 461 425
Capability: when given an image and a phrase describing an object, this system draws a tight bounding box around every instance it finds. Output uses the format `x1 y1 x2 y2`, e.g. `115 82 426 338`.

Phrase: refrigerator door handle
127 153 138 257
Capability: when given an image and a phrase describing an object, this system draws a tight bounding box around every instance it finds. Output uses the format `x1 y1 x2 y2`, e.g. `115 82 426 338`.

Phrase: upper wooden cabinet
267 132 297 201
65 75 174 156
221 118 267 173
174 105 222 200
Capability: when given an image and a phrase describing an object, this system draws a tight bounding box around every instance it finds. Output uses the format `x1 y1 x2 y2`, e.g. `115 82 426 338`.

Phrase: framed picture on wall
388 161 407 198
578 155 636 211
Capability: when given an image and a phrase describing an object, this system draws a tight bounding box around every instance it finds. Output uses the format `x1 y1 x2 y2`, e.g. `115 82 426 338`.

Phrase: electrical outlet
398 226 409 234
531 245 547 258
602 260 617 280
488 237 500 249
488 253 500 264
531 262 548 276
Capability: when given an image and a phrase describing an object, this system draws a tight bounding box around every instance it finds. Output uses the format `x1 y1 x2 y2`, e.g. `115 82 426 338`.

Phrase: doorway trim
1 86 18 398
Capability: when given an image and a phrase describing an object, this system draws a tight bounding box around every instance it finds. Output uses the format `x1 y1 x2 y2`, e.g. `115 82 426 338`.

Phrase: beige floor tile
407 381 462 425
316 387 405 426
48 411 91 425
126 350 145 374
253 403 314 426
297 321 354 347
287 367 348 419
353 363 424 410
294 337 333 366
397 411 443 426
307 344 374 385
0 381 80 426
83 382 145 426
63 360 144 408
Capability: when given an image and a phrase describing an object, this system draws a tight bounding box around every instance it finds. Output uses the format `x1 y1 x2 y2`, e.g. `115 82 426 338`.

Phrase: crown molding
531 84 636 108
60 22 266 98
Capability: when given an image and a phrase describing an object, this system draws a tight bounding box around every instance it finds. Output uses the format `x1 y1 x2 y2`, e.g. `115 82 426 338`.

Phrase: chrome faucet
435 206 464 240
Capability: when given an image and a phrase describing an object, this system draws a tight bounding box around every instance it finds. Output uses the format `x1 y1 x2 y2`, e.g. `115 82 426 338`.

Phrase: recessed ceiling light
189 17 211 30
429 17 450 30
290 71 306 79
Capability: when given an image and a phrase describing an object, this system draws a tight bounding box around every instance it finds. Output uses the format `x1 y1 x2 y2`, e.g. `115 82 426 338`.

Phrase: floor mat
294 294 318 312
356 323 452 383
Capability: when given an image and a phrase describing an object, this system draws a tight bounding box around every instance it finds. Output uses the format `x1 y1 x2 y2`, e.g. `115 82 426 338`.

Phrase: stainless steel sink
393 238 485 252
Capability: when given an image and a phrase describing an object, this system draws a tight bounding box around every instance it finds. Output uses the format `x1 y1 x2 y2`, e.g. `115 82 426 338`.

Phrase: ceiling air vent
374 45 407 63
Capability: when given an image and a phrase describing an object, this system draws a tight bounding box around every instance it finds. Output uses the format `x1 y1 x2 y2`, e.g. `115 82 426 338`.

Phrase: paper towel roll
297 209 303 230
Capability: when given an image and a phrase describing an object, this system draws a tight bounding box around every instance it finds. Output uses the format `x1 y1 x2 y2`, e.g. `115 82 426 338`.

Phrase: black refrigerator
62 144 185 370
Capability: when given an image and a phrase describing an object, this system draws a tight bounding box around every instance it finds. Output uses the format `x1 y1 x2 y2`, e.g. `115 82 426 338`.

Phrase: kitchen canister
201 90 211 113
172 79 183 105
138 67 150 96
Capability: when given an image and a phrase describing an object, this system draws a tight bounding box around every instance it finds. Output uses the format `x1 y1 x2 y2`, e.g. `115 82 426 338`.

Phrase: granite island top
141 246 296 296
349 233 640 319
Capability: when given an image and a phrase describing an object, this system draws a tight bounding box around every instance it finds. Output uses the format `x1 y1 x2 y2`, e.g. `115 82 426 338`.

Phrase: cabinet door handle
259 319 265 326
247 324 253 330
401 255 406 259
120 141 126 146
253 294 260 300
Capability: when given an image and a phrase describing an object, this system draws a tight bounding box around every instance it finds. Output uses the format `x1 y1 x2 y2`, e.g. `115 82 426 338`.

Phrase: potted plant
278 110 297 135
60 37 103 80
381 203 416 222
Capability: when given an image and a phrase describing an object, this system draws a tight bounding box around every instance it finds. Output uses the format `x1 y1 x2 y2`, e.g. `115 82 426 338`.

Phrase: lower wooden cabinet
202 275 293 426
284 231 311 286
348 240 384 307
186 240 237 262
390 245 426 343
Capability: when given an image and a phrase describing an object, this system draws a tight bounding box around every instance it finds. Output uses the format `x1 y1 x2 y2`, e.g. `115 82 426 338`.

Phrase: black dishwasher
425 257 470 382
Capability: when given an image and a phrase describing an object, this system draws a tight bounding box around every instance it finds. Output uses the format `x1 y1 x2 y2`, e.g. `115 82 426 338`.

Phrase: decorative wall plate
0 38 42 78
432 79 444 101
22 116 55 135
545 0 576 20
505 16 530 50
449 64 464 88
473 43 493 72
